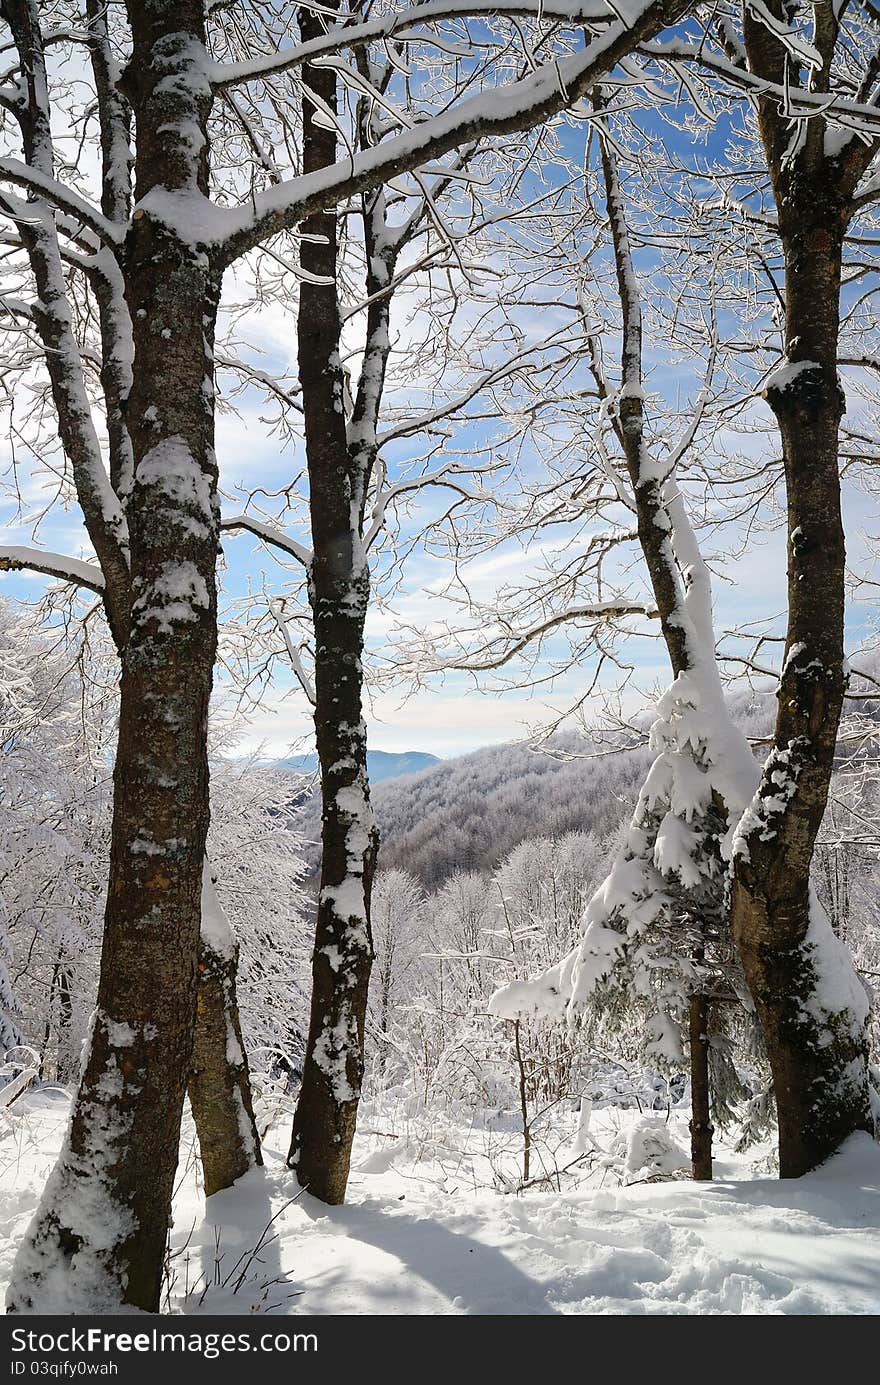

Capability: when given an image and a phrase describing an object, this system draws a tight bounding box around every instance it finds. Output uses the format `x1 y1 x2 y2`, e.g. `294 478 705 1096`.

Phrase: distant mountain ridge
277 749 440 784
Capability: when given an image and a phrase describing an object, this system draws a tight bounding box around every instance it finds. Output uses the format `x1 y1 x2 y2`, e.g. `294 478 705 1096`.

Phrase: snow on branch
638 36 880 137
743 0 823 71
269 598 316 706
208 2 620 90
438 600 660 674
364 460 500 550
0 160 122 247
213 0 687 265
376 328 583 446
0 546 106 594
220 514 313 568
215 355 303 412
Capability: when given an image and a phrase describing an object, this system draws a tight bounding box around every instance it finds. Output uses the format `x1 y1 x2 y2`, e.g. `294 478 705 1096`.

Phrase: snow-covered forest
1 0 880 1323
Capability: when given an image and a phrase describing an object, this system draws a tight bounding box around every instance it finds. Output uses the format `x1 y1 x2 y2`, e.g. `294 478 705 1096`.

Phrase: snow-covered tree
365 868 426 1076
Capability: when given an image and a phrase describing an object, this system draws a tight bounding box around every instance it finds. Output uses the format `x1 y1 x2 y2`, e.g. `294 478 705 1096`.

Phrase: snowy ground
2 1086 879 1315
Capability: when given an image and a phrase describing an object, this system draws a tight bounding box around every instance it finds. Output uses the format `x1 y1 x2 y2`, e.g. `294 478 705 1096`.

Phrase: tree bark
190 871 262 1196
688 994 713 1181
729 214 872 1171
513 1019 531 1185
287 3 378 1204
729 5 873 1177
83 13 264 1185
40 954 75 1084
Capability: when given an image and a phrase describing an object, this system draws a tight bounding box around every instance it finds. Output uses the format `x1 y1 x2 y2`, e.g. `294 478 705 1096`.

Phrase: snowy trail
2 1093 879 1315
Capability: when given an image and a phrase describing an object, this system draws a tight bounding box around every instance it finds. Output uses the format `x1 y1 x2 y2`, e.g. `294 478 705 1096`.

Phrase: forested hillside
295 691 779 886
372 735 655 885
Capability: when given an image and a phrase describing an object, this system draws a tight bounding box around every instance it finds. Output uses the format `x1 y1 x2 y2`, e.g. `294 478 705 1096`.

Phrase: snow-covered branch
0 161 122 248
220 514 313 568
208 2 620 90
215 0 688 264
431 601 660 675
269 597 316 705
0 546 106 595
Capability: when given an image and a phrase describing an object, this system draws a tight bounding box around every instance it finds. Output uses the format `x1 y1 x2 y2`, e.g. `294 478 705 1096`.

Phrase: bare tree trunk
55 963 74 1085
190 872 262 1196
376 953 393 1078
41 954 75 1085
688 995 713 1181
39 958 59 1083
730 5 873 1177
287 2 377 1204
729 219 872 1168
513 1019 531 1185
